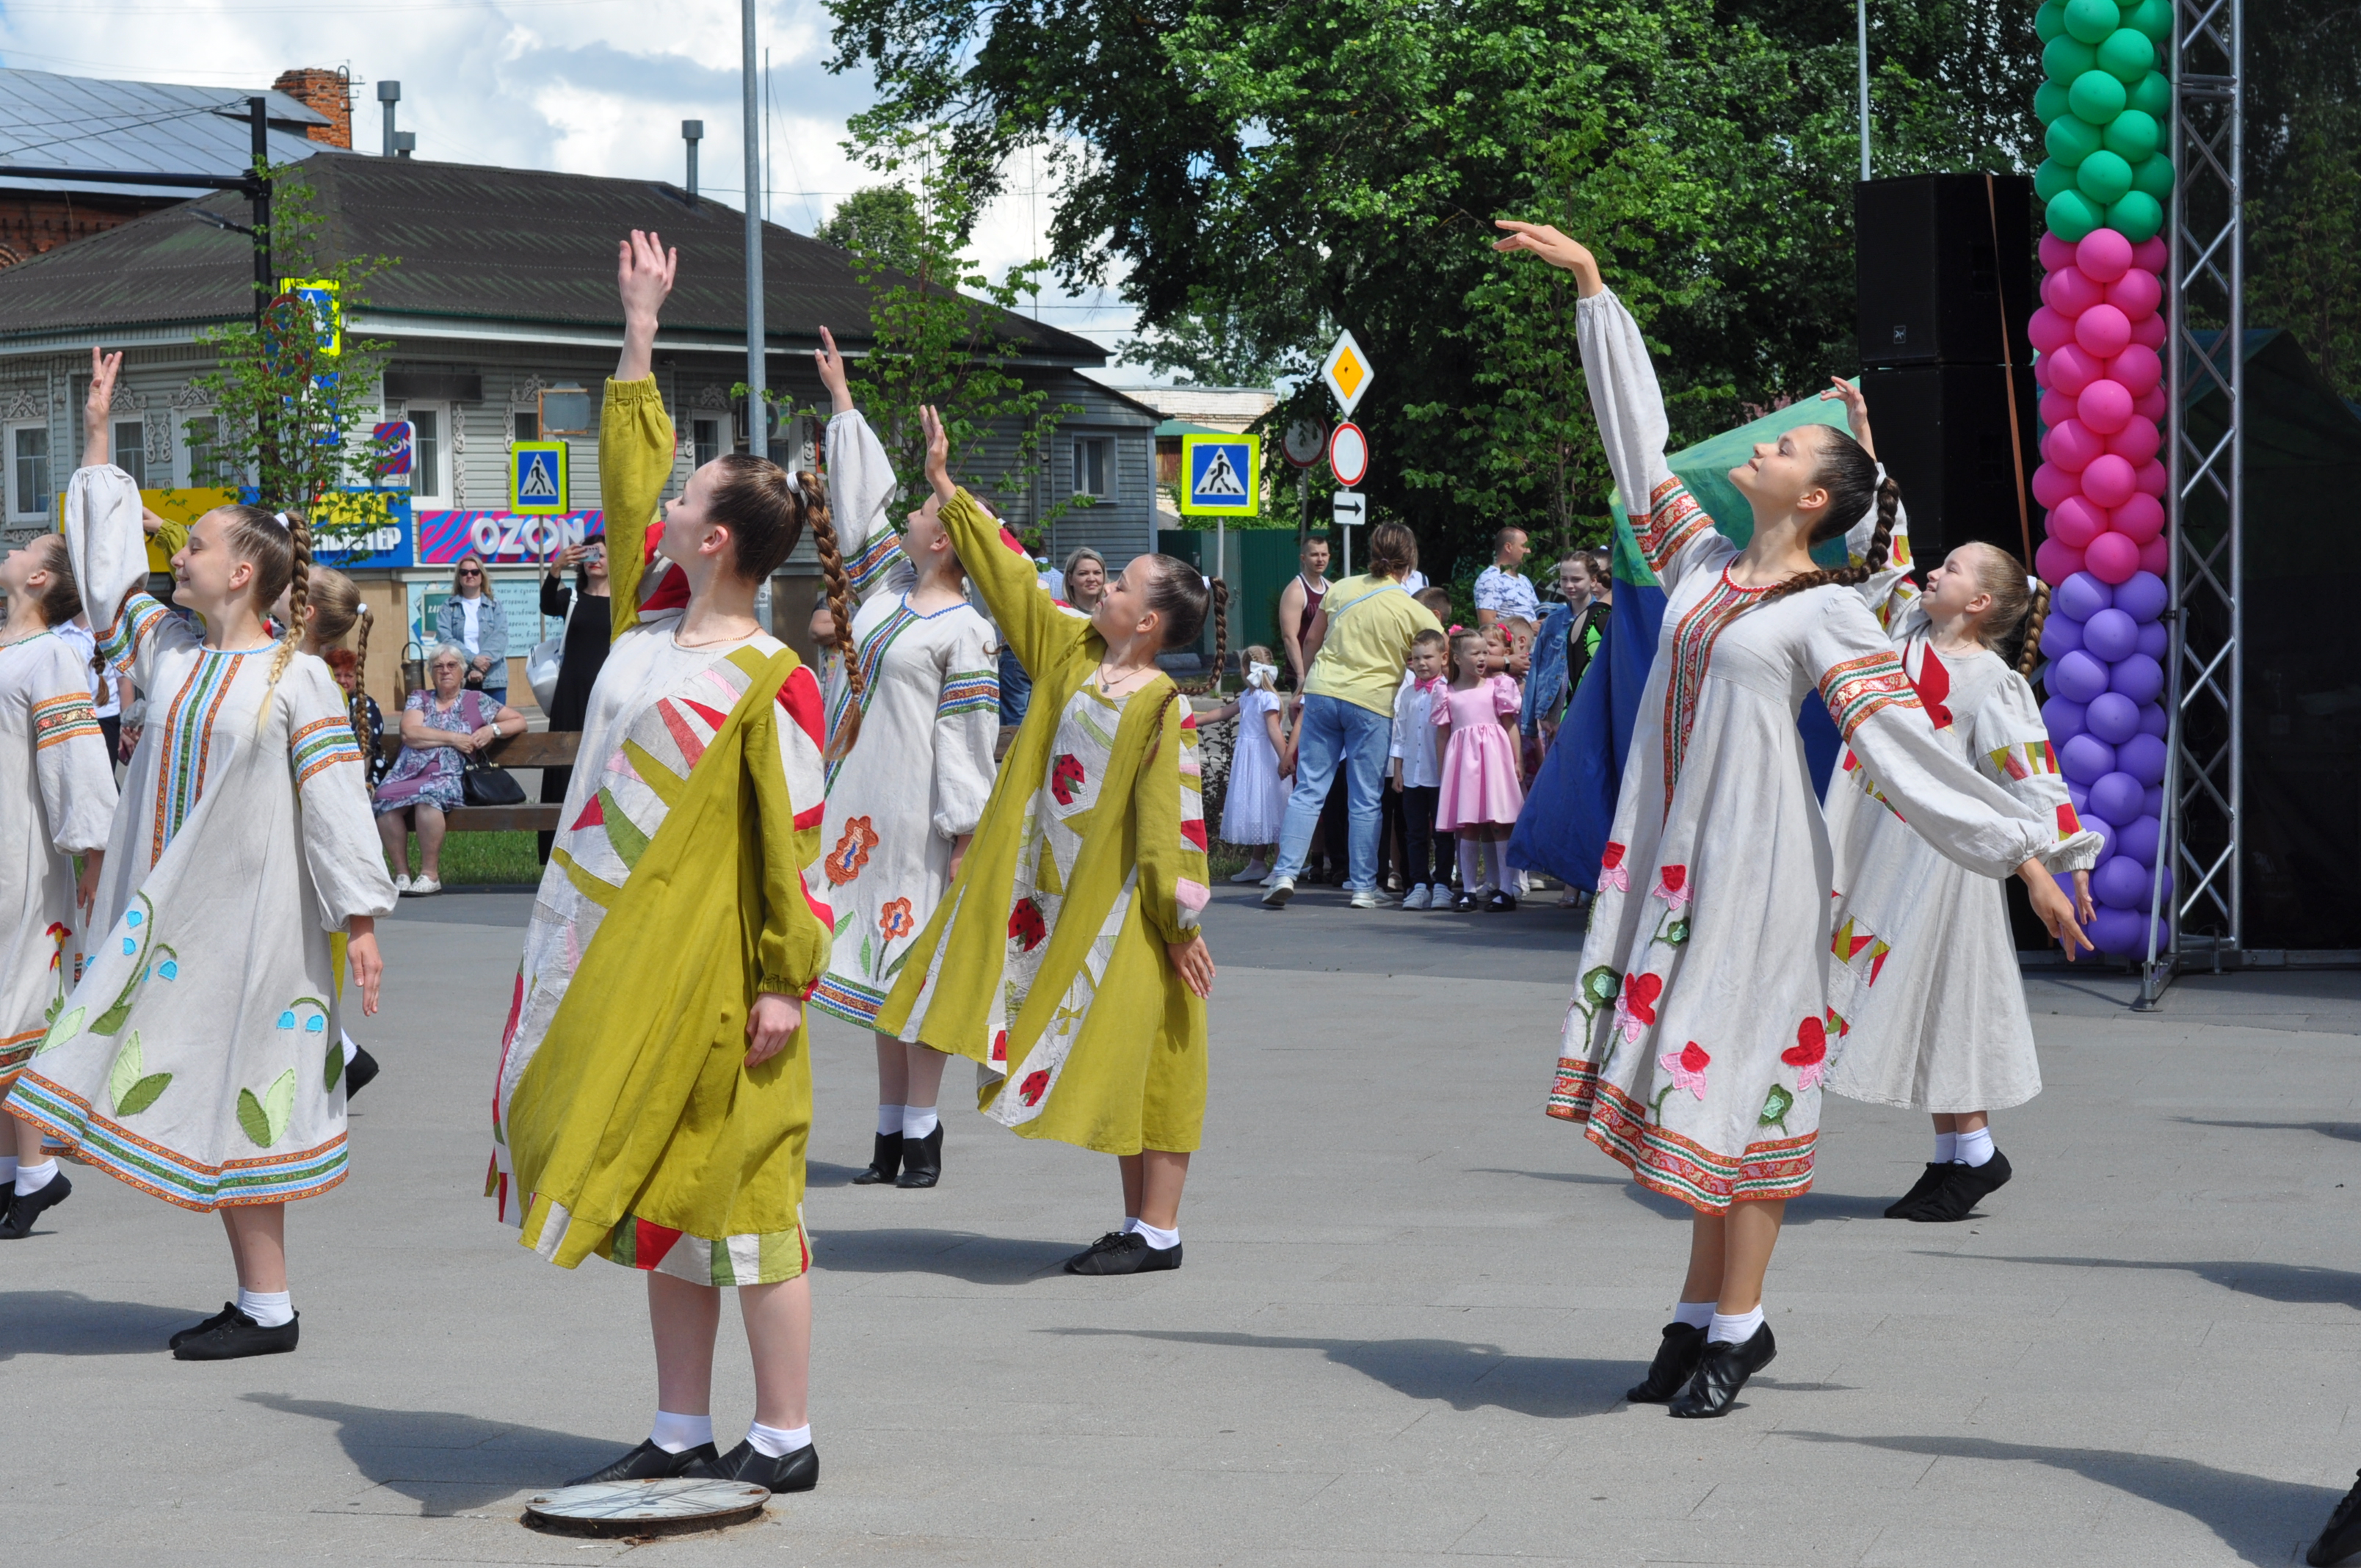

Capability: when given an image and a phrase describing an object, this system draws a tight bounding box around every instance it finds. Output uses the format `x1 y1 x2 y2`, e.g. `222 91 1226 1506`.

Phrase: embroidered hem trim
1544 1059 1813 1215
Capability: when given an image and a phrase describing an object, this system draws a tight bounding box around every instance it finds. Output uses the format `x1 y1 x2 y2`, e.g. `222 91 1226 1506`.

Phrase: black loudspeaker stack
1854 175 2039 567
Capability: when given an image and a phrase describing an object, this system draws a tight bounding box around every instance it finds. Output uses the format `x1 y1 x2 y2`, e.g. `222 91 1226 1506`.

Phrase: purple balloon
2082 607 2140 661
2061 733 2119 784
2068 780 2091 814
2142 784 2165 816
2044 695 2089 738
2051 649 2114 704
2042 614 2085 658
2055 572 2114 623
2119 731 2169 785
2086 691 2141 744
2113 570 2169 623
2117 812 2162 864
2084 814 2119 865
2109 652 2166 705
2136 620 2168 661
2095 856 2155 910
2138 701 2169 737
2090 769 2147 824
2087 906 2146 954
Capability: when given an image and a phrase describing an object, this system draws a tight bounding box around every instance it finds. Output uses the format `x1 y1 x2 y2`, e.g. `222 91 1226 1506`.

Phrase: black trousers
1400 784 1444 887
537 763 571 865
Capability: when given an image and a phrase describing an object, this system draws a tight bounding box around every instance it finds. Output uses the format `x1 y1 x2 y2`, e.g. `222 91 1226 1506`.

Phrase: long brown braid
1189 579 1230 695
1763 432 1900 602
2015 581 2052 680
804 476 863 761
701 455 864 761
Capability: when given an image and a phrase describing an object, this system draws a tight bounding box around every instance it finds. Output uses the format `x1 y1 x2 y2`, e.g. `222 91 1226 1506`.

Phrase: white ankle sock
901 1105 939 1141
746 1420 811 1458
1708 1306 1764 1345
875 1103 900 1137
1672 1300 1715 1329
1133 1220 1180 1251
649 1409 714 1453
14 1158 57 1197
236 1288 293 1329
1956 1128 1995 1167
1932 1132 1957 1164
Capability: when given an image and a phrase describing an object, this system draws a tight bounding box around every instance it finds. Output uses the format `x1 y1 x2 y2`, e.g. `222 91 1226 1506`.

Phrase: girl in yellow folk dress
877 407 1225 1275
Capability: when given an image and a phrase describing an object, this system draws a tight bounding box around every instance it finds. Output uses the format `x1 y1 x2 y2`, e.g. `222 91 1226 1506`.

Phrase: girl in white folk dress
4 349 396 1360
1496 222 2088 1418
1814 382 2100 1224
1209 645 1288 884
803 327 1003 1191
0 526 117 1239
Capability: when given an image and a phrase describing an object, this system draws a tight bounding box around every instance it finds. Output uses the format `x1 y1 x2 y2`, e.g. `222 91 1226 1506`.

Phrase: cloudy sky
0 0 1150 376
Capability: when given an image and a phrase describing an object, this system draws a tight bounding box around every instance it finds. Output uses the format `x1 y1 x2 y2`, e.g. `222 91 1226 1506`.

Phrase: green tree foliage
815 184 929 277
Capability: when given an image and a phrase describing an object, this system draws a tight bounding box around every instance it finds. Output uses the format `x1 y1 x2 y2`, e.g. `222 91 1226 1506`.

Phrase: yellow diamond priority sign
1321 330 1374 417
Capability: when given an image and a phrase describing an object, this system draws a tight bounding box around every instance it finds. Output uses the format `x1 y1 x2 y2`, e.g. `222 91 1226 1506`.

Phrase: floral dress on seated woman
371 687 496 816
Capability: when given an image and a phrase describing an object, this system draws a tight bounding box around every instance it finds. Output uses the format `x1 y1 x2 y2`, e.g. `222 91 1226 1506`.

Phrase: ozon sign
415 509 604 565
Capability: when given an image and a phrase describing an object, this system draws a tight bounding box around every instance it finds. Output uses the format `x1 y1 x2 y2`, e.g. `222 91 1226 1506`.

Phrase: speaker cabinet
1859 362 2042 567
1854 175 2036 369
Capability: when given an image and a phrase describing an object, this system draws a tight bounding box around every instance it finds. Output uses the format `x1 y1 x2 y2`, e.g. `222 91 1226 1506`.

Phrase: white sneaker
409 874 442 896
393 874 411 895
1230 862 1268 885
1349 889 1382 910
1261 875 1296 907
1400 884 1432 910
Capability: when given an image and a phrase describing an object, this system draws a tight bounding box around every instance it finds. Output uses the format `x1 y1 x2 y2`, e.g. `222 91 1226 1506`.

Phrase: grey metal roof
0 68 331 199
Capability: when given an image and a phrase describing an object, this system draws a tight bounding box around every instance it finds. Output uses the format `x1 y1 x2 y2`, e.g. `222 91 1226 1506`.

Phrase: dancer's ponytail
806 480 863 761
2016 578 2051 680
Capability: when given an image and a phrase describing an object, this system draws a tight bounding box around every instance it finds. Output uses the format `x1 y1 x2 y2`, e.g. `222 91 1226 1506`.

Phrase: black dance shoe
169 1302 242 1349
0 1170 70 1238
565 1438 719 1487
1062 1230 1183 1275
851 1131 903 1186
1666 1324 1777 1418
344 1046 381 1099
1884 1162 1954 1219
1450 890 1479 912
1908 1150 2013 1224
894 1123 943 1188
692 1439 819 1494
171 1308 300 1361
2310 1470 2361 1565
1625 1321 1708 1404
1484 890 1517 913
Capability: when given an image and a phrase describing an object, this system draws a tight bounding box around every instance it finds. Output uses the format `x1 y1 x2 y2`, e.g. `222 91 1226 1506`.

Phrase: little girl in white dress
1216 647 1287 882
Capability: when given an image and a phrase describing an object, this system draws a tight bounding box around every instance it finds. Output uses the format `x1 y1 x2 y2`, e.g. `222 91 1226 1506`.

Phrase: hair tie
275 510 291 527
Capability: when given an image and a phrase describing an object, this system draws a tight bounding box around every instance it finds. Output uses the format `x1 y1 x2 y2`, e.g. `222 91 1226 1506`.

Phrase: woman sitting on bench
372 642 526 895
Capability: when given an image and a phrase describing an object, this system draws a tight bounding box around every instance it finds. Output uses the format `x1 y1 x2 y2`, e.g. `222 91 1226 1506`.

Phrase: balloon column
2029 0 2175 957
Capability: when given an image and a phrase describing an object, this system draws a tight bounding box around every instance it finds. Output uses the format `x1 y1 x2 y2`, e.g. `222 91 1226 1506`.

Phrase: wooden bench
375 728 580 834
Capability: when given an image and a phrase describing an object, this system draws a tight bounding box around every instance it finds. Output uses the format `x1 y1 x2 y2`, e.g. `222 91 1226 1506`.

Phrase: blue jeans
998 644 1032 727
1273 694 1393 890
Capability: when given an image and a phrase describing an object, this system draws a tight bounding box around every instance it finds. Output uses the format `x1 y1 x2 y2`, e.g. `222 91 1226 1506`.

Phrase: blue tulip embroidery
305 1016 325 1033
277 1010 297 1029
122 937 136 955
158 960 178 981
125 909 142 928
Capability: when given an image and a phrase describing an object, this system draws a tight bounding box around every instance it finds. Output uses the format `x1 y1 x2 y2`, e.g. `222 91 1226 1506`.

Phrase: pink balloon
2130 311 2167 349
2034 354 2054 391
2075 303 2133 358
2041 233 2081 274
2139 534 2170 576
2040 388 2078 429
2078 379 2135 435
2045 419 2106 473
2077 228 2135 283
2033 462 2082 510
2048 266 2106 318
2037 537 2086 585
2107 344 2163 396
2085 530 2141 584
2132 236 2169 272
2106 267 2162 319
2133 386 2169 421
2048 343 2103 396
2030 305 2078 354
2110 493 2166 543
2083 454 2138 508
2048 495 2107 548
2106 418 2162 463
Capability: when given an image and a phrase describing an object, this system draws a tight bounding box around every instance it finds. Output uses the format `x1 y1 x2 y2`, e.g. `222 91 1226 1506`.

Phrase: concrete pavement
6 878 2361 1565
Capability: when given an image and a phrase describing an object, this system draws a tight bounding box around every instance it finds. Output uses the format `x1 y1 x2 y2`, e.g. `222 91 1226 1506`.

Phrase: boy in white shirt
1390 628 1451 908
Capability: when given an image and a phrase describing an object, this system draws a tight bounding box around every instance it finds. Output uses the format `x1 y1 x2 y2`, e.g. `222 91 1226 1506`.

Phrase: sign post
1319 331 1376 574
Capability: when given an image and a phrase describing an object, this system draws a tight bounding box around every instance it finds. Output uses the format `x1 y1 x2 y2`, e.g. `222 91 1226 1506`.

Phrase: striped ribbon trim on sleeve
291 714 365 785
1818 650 1919 742
1637 476 1713 576
935 668 999 719
97 593 167 670
32 692 101 749
847 531 906 597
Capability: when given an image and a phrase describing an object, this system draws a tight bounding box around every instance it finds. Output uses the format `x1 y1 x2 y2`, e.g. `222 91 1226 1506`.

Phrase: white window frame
178 412 233 490
113 418 147 488
405 402 450 506
8 421 52 521
1072 434 1114 501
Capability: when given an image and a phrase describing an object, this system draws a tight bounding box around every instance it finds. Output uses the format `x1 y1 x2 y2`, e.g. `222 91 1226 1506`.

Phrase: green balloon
2099 26 2157 83
2125 0 2172 41
2036 80 2075 125
2104 108 2161 163
2128 69 2171 119
2037 0 2069 41
2047 114 2106 167
2106 190 2164 243
2064 0 2121 43
2047 189 2103 242
2076 149 2136 206
2069 68 2128 122
2130 151 2175 200
2044 35 2100 81
2034 158 2079 203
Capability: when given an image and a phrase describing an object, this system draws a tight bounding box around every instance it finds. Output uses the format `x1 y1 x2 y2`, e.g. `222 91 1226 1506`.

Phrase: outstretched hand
1492 222 1604 297
84 346 123 467
2020 862 2094 961
1818 376 1876 460
919 404 956 502
614 230 675 382
816 325 853 415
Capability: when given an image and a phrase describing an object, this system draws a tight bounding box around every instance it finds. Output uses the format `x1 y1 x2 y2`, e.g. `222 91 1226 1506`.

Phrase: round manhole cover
523 1477 769 1537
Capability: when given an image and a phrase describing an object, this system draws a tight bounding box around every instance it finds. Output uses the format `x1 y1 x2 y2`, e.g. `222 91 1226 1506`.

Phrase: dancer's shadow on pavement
1921 1251 2361 1309
244 1393 614 1515
1045 1325 1642 1419
2177 1116 2361 1144
1781 1430 2340 1567
814 1226 1074 1284
0 1291 197 1359
1469 1169 1890 1224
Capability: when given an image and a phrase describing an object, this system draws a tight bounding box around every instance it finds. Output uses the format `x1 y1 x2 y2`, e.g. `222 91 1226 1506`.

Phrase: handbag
462 753 526 806
526 635 564 711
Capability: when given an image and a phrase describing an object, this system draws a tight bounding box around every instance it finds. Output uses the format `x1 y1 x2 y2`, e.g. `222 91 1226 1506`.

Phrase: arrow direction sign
1331 491 1366 529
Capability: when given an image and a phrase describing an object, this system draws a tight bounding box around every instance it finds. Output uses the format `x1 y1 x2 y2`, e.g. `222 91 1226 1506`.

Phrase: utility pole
1855 0 1872 179
740 0 766 459
249 98 272 330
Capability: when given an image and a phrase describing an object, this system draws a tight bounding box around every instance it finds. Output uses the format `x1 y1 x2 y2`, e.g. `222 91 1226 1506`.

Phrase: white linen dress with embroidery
1542 290 2056 1213
7 465 396 1211
0 630 116 1092
808 408 1000 1028
1821 521 2100 1112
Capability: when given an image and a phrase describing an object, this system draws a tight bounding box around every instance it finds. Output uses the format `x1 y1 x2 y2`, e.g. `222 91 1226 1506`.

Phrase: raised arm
920 404 1084 680
818 328 915 605
68 349 188 685
602 232 680 641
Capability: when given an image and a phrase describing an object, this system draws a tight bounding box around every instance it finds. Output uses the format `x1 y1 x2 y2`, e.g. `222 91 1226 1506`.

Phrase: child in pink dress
1434 628 1526 912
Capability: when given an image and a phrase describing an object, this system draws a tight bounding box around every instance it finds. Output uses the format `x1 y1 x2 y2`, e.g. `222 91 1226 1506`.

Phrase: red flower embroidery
1653 863 1691 912
1782 1015 1828 1091
1599 841 1629 893
1612 970 1662 1042
44 921 68 971
879 898 915 941
1007 898 1047 951
825 817 879 885
990 1028 1007 1063
1051 753 1087 806
1659 1039 1711 1099
1020 1069 1050 1106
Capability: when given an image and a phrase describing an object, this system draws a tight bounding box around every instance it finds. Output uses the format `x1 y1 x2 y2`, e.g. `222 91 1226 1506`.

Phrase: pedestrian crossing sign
1179 433 1260 516
509 440 568 515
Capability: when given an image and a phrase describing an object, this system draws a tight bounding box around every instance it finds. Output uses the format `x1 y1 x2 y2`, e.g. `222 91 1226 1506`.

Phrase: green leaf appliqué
1759 1084 1794 1130
115 1072 172 1117
323 1038 345 1093
238 1068 300 1147
106 1031 145 1112
35 1005 84 1057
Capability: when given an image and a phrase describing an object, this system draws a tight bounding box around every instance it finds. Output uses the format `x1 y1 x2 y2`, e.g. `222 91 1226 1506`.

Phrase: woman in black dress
536 539 612 862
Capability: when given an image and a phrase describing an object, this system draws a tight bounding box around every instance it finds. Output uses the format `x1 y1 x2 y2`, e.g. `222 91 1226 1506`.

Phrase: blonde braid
260 510 311 730
349 602 374 755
